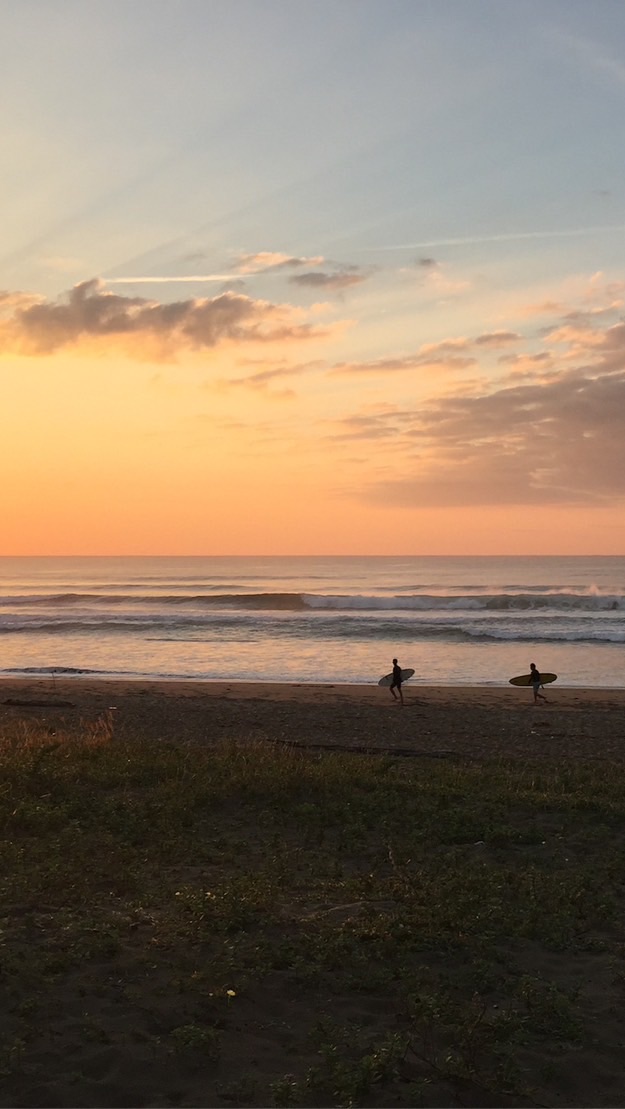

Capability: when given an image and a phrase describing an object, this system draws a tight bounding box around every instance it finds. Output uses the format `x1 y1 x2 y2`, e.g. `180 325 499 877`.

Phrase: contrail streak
370 225 625 251
105 274 236 284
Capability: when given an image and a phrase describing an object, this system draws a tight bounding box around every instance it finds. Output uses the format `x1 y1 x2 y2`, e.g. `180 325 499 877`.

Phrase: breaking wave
1 612 625 644
0 589 624 612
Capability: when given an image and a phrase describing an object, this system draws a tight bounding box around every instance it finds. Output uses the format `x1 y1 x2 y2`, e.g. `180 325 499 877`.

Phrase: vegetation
1 711 624 1107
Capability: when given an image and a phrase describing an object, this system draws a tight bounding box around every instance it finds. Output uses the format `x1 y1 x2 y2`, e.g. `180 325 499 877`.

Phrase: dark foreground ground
1 680 625 1107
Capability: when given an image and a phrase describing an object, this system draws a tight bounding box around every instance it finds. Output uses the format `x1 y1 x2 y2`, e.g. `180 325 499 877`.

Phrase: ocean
0 556 624 688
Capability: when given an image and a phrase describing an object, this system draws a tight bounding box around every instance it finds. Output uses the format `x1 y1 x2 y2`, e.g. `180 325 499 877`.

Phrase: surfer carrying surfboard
529 662 549 704
390 658 404 705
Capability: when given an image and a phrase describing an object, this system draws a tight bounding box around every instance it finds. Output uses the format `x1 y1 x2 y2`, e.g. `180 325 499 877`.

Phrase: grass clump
1 716 625 1106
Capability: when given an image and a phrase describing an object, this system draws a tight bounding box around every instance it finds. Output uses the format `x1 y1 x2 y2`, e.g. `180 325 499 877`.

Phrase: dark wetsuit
390 663 402 690
530 666 547 702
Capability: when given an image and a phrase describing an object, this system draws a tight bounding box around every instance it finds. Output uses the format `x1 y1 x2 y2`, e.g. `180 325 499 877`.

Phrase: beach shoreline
2 676 625 761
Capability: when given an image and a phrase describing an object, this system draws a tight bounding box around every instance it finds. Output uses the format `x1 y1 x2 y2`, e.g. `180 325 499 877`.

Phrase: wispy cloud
331 334 514 376
106 274 238 284
290 267 369 292
497 351 555 380
105 271 239 281
235 253 324 275
104 253 326 286
409 257 471 296
332 351 476 375
475 331 521 347
104 254 370 294
215 359 323 396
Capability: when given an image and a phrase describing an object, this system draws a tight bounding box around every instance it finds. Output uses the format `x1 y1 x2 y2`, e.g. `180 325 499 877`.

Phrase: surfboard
509 673 557 687
378 667 415 687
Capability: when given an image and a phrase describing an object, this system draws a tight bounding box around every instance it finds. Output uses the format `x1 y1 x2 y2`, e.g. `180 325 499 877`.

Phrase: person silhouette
390 658 404 705
529 662 548 704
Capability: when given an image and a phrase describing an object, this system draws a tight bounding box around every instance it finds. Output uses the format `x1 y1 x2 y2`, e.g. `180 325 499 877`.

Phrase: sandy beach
2 676 625 761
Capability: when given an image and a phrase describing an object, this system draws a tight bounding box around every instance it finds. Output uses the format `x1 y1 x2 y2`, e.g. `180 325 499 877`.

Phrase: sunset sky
3 0 625 555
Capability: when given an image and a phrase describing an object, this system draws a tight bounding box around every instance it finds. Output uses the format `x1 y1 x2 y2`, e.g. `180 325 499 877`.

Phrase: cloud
106 274 239 284
0 278 330 359
0 290 41 313
543 322 606 351
323 298 625 508
235 252 324 275
474 330 521 347
332 352 476 375
410 258 471 296
562 300 625 324
359 363 625 507
331 337 482 376
323 407 408 443
105 253 371 294
519 274 625 320
520 299 568 318
289 266 368 292
497 351 555 381
216 359 323 394
104 253 326 285
540 313 625 368
498 352 552 366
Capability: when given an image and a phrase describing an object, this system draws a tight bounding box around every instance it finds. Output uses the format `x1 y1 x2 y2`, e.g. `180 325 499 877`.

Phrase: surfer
529 662 548 704
390 658 404 705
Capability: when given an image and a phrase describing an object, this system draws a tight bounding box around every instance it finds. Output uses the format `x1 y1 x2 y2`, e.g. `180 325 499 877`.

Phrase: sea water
0 556 624 687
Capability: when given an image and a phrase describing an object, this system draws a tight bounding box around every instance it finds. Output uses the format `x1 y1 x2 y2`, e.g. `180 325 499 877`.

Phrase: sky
2 0 625 556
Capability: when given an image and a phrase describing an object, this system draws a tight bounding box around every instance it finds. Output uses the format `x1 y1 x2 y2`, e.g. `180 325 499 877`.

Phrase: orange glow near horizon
3 273 625 557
